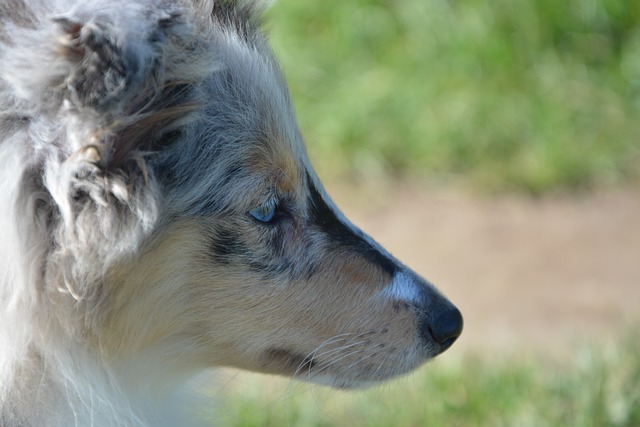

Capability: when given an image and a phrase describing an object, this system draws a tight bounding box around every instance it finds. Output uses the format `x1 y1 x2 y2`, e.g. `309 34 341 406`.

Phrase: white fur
377 272 423 304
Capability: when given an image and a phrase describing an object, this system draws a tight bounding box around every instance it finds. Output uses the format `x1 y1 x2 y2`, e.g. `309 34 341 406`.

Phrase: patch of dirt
330 183 640 357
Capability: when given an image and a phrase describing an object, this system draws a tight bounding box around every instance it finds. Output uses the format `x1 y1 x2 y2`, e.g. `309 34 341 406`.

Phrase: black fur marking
393 301 411 313
211 0 263 45
248 225 297 278
307 175 397 277
264 348 317 372
208 226 246 264
153 129 183 150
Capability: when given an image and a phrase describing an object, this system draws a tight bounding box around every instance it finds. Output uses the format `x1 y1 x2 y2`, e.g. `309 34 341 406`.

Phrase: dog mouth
261 341 431 389
263 347 363 388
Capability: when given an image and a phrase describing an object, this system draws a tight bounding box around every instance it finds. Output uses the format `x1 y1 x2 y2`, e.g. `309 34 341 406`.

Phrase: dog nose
431 305 463 350
378 271 462 353
421 302 463 353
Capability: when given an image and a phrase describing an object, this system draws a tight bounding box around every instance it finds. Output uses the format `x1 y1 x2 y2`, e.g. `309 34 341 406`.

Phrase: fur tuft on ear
0 0 207 171
51 12 171 112
4 2 179 111
211 0 271 43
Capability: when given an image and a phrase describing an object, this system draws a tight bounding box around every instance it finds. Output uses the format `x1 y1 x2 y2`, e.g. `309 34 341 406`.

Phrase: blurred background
218 0 640 425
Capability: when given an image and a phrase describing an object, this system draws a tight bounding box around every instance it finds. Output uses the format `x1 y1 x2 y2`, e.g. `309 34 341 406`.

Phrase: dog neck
1 337 213 427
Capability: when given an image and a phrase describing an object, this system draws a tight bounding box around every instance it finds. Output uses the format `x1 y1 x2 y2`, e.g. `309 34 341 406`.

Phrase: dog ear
52 12 171 113
2 2 202 170
0 3 211 296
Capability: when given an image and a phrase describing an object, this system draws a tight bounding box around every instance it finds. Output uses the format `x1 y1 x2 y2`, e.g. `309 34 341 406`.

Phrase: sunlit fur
0 1 462 426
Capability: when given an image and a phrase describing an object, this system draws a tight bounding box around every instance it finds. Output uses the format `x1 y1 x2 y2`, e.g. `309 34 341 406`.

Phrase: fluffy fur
0 1 462 425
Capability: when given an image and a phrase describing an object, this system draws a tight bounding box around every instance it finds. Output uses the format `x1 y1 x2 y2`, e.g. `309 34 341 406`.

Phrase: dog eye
249 199 278 223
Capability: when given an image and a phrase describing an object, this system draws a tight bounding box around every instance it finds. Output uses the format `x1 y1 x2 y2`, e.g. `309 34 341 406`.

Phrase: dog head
1 0 462 390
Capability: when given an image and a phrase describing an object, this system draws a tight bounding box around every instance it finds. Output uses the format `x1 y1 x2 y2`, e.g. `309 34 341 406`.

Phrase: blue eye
249 199 277 223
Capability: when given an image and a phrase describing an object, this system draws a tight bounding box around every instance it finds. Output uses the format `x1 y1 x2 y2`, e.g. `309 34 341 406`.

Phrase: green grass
219 336 640 426
265 0 640 193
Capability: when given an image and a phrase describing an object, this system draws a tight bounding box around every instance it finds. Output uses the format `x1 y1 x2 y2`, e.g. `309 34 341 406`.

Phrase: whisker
291 333 356 379
297 329 375 375
281 332 362 421
343 350 378 373
309 348 367 378
372 352 391 381
300 340 369 380
308 340 368 362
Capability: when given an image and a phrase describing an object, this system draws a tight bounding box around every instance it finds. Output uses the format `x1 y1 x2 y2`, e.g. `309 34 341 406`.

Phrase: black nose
422 304 463 353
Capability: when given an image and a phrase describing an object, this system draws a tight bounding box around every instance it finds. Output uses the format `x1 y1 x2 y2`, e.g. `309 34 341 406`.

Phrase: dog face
1 0 462 390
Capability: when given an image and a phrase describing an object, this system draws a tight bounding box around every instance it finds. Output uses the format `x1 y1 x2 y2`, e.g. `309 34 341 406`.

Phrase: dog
0 1 463 425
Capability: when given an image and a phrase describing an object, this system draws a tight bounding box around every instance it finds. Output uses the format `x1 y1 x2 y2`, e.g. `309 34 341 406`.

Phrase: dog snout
380 272 462 354
421 301 463 353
